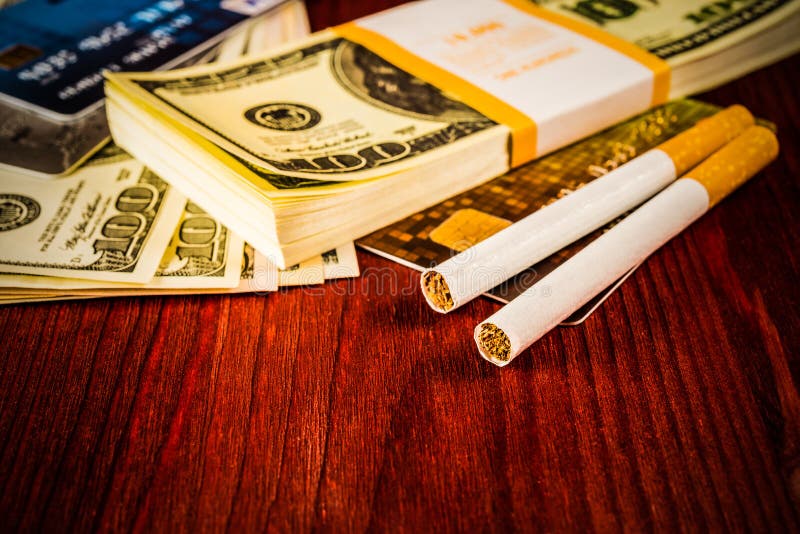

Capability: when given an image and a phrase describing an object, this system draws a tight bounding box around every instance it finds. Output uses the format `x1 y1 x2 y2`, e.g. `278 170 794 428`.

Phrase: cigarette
474 125 778 366
421 105 755 313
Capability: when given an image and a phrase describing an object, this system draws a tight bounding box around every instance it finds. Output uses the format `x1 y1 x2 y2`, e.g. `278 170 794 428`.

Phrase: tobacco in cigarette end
422 270 454 312
477 323 511 364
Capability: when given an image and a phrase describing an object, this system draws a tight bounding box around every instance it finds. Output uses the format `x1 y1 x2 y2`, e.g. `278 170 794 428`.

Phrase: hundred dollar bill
0 239 359 296
0 147 185 282
106 240 275 294
0 241 362 302
321 244 360 280
275 243 360 286
0 242 266 300
0 202 242 290
0 240 359 303
105 33 500 183
151 201 244 288
236 242 278 292
278 254 324 286
534 0 800 66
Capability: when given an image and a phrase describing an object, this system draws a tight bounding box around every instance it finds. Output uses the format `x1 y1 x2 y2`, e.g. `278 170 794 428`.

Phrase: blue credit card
0 0 257 119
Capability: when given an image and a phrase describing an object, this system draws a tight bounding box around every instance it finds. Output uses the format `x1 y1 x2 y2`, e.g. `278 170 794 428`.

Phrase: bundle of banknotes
538 0 800 95
0 0 360 305
102 0 800 269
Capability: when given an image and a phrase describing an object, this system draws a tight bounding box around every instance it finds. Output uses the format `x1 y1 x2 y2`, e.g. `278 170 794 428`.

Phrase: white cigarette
474 125 778 366
421 105 754 313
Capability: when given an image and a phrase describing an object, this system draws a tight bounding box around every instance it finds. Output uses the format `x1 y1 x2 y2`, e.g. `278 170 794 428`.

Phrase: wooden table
2 2 799 531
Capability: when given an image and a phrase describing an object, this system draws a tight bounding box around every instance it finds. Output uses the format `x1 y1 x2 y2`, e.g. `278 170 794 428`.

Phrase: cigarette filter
475 125 778 366
422 105 754 313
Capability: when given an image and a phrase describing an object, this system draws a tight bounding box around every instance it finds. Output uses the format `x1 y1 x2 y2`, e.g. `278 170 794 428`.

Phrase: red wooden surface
1 1 800 531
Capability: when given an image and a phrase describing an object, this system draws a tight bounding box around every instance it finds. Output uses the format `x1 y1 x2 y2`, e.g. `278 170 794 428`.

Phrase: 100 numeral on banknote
0 155 185 282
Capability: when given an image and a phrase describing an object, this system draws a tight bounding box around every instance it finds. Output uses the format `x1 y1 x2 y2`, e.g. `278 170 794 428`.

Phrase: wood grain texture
1 1 799 531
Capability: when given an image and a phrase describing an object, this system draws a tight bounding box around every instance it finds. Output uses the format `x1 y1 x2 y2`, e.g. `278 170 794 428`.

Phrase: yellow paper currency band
657 105 755 176
333 22 538 168
502 0 671 106
685 125 778 208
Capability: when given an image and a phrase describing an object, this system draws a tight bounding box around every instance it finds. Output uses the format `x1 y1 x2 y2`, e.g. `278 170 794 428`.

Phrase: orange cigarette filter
686 125 779 207
658 105 755 176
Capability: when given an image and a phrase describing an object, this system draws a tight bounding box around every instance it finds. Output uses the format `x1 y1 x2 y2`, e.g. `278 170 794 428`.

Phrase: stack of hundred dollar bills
103 0 800 269
0 1 360 305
